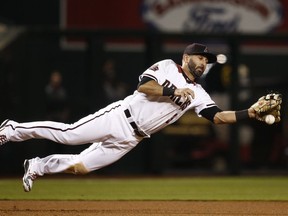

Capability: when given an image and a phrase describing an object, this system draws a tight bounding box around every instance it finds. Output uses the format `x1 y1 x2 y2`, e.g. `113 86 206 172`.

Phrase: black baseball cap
184 43 217 63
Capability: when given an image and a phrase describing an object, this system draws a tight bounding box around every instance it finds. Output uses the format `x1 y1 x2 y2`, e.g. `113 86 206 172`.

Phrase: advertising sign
142 0 283 33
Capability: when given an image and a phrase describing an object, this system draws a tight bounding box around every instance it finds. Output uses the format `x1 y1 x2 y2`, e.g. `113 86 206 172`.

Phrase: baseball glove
251 92 282 123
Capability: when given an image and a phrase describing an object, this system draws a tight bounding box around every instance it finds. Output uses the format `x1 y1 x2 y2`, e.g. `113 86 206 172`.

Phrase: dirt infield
1 200 288 216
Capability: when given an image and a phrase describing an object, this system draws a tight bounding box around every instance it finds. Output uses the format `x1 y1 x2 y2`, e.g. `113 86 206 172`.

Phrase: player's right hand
174 88 195 101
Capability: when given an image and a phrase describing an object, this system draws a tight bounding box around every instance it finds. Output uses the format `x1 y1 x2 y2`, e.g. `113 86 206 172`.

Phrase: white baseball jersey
2 59 218 176
123 59 217 136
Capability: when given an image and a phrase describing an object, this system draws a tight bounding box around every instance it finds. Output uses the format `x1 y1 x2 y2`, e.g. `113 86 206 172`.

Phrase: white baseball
217 54 227 64
265 114 275 125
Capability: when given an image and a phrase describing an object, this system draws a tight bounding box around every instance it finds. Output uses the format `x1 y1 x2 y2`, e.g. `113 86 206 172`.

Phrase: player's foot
22 158 39 192
0 119 9 145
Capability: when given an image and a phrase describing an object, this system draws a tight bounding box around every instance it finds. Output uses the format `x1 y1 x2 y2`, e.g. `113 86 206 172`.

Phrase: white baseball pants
4 101 143 175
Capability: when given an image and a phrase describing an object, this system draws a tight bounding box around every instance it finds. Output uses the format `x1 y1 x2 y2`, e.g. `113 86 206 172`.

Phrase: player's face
187 55 208 78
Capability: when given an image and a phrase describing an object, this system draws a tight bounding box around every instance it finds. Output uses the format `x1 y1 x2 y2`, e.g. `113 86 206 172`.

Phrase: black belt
124 109 146 137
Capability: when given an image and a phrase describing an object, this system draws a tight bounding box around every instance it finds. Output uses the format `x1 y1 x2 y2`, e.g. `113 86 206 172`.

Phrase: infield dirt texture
1 200 288 215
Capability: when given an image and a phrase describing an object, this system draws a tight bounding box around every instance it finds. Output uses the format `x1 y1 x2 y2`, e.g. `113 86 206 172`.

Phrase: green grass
1 176 288 201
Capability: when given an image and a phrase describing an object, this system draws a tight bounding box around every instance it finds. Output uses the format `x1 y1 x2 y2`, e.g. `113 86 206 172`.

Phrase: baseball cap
184 43 217 63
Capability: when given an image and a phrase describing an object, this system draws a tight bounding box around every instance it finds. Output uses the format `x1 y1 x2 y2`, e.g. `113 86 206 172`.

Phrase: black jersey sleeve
137 76 154 89
199 106 222 123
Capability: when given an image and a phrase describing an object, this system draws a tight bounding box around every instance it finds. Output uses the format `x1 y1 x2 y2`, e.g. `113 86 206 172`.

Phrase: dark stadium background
0 0 287 176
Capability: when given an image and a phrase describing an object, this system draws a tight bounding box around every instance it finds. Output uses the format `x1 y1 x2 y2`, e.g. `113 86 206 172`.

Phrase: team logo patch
149 64 159 71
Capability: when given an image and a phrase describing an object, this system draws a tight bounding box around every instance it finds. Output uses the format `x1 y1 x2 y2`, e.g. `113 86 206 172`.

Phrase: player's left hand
250 92 282 123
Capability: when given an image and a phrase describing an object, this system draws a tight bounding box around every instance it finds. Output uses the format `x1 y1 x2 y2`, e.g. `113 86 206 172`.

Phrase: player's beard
187 60 204 79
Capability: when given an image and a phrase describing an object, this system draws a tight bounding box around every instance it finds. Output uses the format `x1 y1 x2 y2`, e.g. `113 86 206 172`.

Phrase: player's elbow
137 84 144 93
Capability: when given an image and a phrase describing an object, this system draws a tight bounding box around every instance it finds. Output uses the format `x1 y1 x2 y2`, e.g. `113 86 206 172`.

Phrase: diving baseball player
0 43 282 192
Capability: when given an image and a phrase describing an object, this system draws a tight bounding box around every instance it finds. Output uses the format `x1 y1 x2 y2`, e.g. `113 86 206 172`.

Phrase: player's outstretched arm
213 92 282 125
213 108 256 124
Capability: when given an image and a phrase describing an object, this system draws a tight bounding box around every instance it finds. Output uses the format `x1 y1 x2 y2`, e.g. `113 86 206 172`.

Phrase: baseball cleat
22 158 38 192
0 119 9 145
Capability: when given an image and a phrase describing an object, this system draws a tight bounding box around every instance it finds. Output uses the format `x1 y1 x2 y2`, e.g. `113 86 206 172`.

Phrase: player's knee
65 162 89 175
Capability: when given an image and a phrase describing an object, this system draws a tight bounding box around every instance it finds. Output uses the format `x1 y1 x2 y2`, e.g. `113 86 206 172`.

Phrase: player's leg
23 149 96 192
26 140 139 177
0 119 9 145
23 138 140 192
22 154 89 192
3 118 97 145
0 101 124 145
